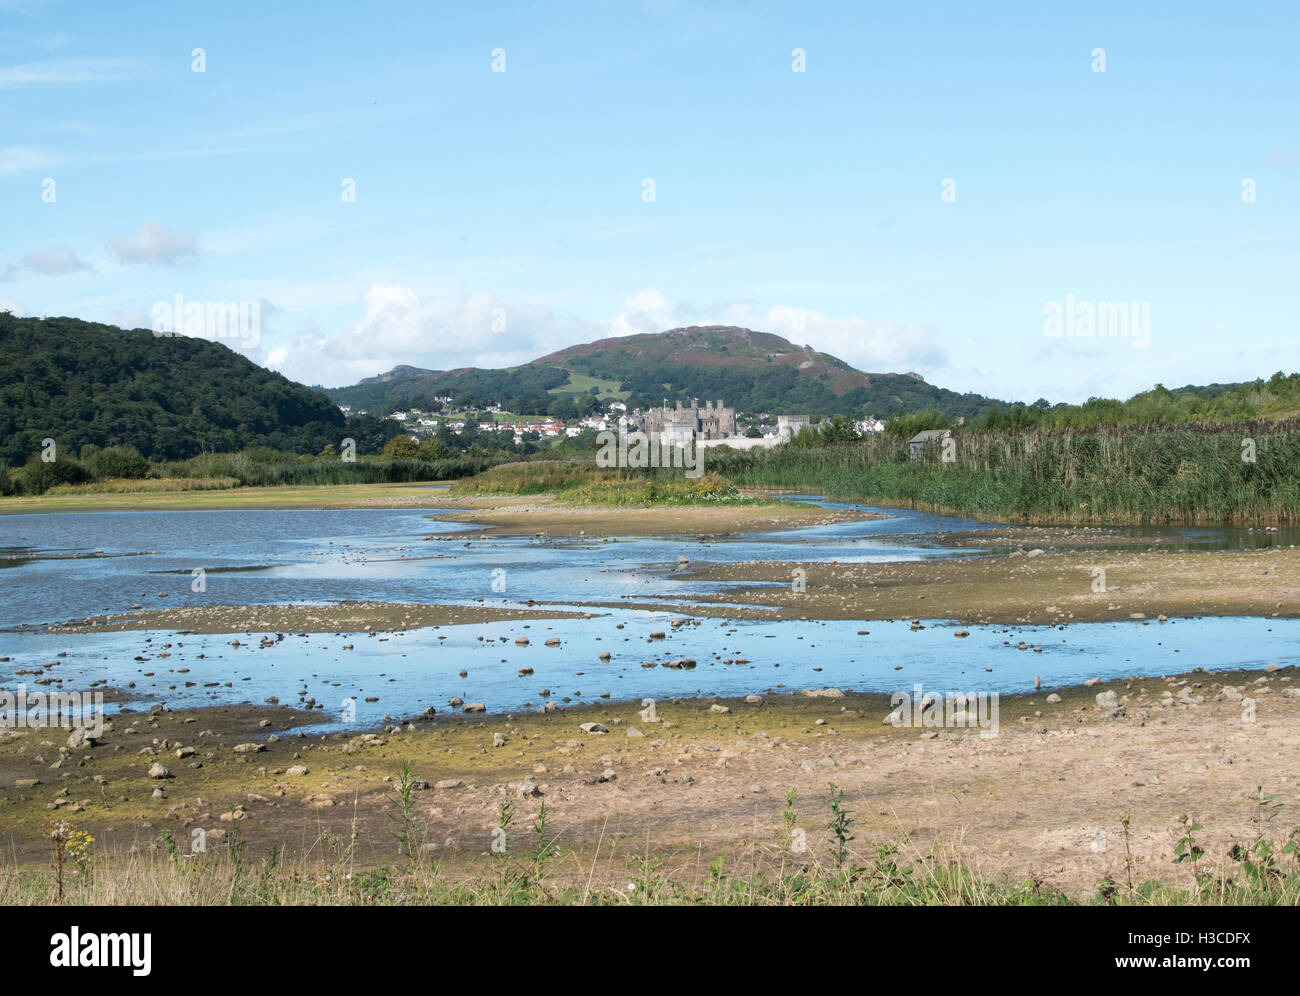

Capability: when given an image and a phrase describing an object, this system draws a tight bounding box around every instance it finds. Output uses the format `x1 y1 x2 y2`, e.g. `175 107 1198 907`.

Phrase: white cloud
2 245 93 281
261 285 586 386
109 221 202 266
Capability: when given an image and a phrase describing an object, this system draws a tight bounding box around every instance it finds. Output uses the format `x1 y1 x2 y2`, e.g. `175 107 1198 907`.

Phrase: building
644 400 737 444
776 415 811 442
909 429 951 460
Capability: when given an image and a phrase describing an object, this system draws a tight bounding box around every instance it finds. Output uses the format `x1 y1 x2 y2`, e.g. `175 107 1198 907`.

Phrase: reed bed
704 421 1300 525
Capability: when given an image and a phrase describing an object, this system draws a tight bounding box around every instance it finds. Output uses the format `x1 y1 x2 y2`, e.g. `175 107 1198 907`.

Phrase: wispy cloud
0 144 50 173
0 57 146 86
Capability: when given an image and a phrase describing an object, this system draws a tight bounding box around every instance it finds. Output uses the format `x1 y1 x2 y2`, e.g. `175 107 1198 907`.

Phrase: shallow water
0 498 1292 730
1 614 1294 733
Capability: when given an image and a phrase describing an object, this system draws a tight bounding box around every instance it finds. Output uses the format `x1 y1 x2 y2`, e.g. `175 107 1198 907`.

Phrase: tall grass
7 796 1298 906
450 461 759 506
703 421 1300 524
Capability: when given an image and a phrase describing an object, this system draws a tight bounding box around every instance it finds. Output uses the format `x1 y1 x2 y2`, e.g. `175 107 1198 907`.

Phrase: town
346 397 888 451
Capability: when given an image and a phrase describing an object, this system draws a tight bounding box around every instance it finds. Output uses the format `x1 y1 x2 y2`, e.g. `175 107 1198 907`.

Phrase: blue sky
2 0 1296 403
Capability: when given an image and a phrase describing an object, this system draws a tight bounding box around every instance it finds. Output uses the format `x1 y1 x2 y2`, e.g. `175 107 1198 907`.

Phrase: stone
579 722 608 734
463 702 486 713
1095 690 1119 708
285 765 309 776
800 687 845 699
1045 693 1062 703
66 727 98 749
232 743 263 754
435 779 463 790
147 762 171 779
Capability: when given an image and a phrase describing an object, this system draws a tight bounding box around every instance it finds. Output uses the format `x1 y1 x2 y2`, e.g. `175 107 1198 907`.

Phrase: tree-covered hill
324 325 1004 420
0 313 344 467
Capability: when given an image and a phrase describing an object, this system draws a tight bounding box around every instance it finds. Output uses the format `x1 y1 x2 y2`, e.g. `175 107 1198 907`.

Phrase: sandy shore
586 545 1300 625
430 492 875 536
42 601 594 634
2 666 1295 897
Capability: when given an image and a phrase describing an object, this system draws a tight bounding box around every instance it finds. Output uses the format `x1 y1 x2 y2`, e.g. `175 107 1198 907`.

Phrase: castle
644 400 737 445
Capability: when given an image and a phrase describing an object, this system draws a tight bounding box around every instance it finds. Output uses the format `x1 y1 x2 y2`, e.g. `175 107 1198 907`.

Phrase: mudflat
1 666 1294 898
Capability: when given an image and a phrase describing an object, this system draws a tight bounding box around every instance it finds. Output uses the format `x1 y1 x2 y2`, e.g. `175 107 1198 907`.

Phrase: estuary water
1 498 1295 730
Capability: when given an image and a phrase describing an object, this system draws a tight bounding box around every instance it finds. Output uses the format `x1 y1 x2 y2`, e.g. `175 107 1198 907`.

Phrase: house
909 429 951 460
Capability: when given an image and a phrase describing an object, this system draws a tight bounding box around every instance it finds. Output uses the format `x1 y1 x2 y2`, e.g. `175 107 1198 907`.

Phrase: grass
8 791 1298 906
546 370 629 399
706 421 1300 525
450 460 772 506
0 481 455 512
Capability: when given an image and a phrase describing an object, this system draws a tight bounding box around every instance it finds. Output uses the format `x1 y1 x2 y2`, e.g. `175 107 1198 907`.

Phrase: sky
1 0 1296 403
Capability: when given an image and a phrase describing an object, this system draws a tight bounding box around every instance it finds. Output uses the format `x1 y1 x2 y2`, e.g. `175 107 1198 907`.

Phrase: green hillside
0 312 345 467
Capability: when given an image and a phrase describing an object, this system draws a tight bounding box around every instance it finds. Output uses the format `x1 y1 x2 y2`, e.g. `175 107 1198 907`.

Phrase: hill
325 325 1003 419
0 313 345 467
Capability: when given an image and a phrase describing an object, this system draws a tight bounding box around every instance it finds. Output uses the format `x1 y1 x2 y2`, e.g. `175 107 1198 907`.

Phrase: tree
382 435 420 459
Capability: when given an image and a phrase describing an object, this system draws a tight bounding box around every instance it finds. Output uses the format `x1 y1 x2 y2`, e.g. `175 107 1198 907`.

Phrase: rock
1084 678 1101 688
422 706 438 718
1046 693 1062 703
625 727 644 738
14 778 40 789
517 666 534 677
147 762 171 779
232 743 263 754
545 638 561 647
285 765 309 776
175 746 195 758
710 704 731 714
1095 690 1119 708
448 697 463 708
492 732 506 747
516 779 542 798
1281 688 1300 699
595 768 617 783
463 702 486 713
66 726 98 749
579 722 608 734
744 694 763 704
800 687 845 699
435 778 463 790
954 630 970 638
151 787 165 799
